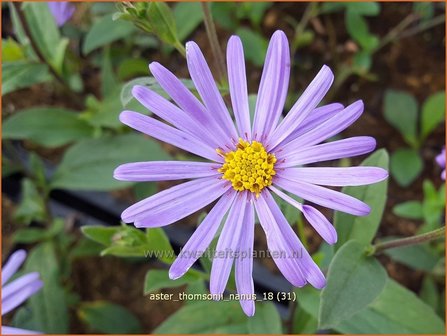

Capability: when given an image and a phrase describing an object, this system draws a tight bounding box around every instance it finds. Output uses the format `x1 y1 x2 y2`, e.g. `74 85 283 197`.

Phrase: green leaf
22 2 64 71
2 61 50 95
78 301 142 334
422 179 445 229
390 148 423 187
248 302 282 334
101 47 118 98
292 306 318 334
120 77 160 106
14 178 46 225
83 14 135 54
2 38 25 62
81 225 121 246
383 89 419 147
239 2 272 26
211 3 238 30
420 275 440 313
22 242 69 333
383 241 439 271
100 245 147 258
334 149 389 250
154 300 250 333
393 201 423 219
235 28 268 66
319 240 387 329
346 2 380 16
83 89 145 129
421 92 445 140
51 134 171 191
173 2 203 41
148 2 180 46
146 228 175 263
353 50 372 72
144 269 203 294
296 278 446 334
345 11 379 51
13 219 64 243
3 107 93 147
337 279 445 334
117 58 150 80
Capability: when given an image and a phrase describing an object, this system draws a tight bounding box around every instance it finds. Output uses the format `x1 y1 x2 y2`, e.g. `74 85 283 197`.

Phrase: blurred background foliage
1 1 446 334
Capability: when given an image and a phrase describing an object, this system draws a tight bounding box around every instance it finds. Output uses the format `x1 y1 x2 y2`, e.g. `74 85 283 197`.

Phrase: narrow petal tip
168 267 183 280
240 300 255 317
131 85 146 99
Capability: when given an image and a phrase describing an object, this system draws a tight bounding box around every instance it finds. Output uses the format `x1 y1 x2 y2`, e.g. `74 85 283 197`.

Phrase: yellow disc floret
218 139 276 197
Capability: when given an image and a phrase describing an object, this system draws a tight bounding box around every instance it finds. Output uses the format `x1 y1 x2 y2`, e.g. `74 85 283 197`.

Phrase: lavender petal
210 192 247 296
274 176 371 216
119 111 222 162
235 198 255 316
268 65 334 149
169 190 237 279
280 167 389 186
186 42 238 142
2 250 26 286
276 136 376 168
121 177 230 227
114 161 220 182
227 36 252 140
252 30 290 140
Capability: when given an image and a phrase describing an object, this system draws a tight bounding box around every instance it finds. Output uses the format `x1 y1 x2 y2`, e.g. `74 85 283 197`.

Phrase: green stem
201 2 226 83
370 227 445 255
174 40 186 58
292 2 319 54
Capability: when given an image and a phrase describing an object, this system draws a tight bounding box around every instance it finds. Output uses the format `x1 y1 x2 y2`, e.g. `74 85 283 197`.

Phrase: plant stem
174 40 186 58
399 14 445 39
292 2 319 54
201 2 226 83
287 300 298 334
375 13 417 52
12 2 84 109
370 227 445 255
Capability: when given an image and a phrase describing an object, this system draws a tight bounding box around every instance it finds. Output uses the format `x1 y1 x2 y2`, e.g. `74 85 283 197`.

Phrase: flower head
436 147 445 180
114 30 388 316
2 250 43 334
48 2 75 27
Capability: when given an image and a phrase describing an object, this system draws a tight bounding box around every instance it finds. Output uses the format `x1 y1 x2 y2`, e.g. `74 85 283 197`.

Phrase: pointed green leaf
154 301 250 333
78 301 142 334
334 149 389 250
319 240 387 329
383 90 419 147
390 148 423 187
83 14 135 54
51 134 170 191
3 107 93 147
144 269 204 294
421 91 445 140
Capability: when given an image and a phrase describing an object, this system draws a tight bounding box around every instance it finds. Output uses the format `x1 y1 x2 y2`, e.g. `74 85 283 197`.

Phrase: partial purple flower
48 2 75 27
436 147 445 180
114 30 388 316
2 250 43 334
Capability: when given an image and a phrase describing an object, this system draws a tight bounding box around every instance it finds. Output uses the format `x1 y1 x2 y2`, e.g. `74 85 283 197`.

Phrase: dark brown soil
2 2 445 332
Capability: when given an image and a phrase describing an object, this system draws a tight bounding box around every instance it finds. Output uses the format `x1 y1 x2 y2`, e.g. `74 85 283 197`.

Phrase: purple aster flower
48 2 75 27
436 147 445 180
114 30 388 316
2 250 43 334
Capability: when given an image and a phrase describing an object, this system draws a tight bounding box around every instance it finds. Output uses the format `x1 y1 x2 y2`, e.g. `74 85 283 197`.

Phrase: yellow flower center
218 139 276 197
